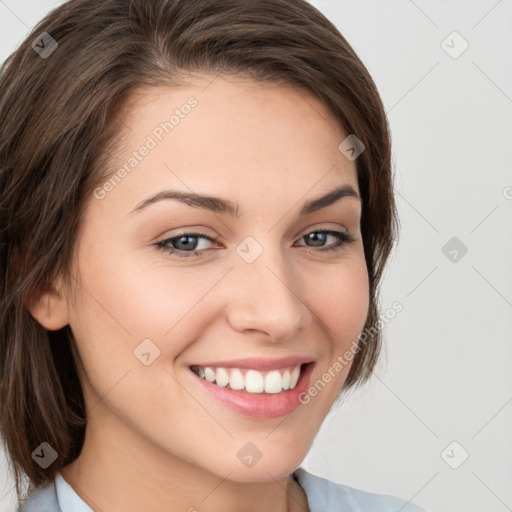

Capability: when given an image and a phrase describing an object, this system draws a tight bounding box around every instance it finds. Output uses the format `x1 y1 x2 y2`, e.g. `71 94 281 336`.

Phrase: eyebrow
129 184 361 217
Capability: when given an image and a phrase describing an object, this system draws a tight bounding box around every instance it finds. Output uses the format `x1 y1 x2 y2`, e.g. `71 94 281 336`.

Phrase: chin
209 450 307 484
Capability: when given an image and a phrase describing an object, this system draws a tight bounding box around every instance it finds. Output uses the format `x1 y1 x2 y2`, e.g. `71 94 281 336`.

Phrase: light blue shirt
55 473 92 512
21 467 427 511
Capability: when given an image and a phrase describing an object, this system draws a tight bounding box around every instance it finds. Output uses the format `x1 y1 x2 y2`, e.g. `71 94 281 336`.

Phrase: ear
25 277 70 331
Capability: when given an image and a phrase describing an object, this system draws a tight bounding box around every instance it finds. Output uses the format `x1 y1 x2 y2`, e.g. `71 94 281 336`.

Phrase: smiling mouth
189 363 311 394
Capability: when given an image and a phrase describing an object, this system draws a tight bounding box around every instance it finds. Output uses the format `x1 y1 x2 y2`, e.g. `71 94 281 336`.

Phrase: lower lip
190 363 315 418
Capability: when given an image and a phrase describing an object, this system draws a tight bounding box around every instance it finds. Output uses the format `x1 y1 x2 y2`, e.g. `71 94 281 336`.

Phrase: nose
225 246 313 341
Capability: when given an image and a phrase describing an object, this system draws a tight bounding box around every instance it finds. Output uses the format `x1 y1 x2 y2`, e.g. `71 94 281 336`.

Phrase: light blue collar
55 473 93 512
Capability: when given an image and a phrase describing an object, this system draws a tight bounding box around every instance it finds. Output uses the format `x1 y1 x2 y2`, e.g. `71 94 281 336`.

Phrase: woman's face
64 73 369 483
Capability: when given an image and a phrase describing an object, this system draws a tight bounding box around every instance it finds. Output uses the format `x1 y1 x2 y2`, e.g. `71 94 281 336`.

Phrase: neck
60 412 309 512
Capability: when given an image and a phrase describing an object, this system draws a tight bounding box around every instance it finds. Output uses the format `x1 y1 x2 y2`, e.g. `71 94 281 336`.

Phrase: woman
0 0 426 511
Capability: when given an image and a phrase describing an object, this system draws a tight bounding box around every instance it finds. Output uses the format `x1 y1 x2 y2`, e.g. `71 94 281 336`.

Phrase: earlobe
25 280 70 331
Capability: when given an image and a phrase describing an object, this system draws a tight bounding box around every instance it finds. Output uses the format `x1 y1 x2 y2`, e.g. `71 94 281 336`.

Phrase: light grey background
1 1 511 511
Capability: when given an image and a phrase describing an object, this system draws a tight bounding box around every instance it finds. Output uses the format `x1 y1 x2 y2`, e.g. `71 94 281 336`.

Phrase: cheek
69 226 204 343
310 258 370 348
296 259 369 414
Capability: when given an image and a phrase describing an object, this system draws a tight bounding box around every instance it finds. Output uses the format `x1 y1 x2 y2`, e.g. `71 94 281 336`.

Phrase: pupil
176 235 197 250
307 232 325 246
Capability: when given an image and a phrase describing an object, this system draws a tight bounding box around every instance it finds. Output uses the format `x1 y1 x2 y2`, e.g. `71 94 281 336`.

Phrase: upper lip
190 356 315 372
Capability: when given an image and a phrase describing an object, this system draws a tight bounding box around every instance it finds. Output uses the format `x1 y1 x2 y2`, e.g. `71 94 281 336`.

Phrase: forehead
95 73 359 215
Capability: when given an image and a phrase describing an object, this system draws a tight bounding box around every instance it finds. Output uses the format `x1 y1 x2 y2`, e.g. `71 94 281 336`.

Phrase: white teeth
204 367 216 383
290 366 300 389
245 370 264 393
191 364 304 394
282 370 290 390
229 369 245 390
264 370 284 394
215 367 229 387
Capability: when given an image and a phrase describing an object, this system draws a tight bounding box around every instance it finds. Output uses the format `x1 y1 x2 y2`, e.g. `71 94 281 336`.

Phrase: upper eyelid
163 220 351 238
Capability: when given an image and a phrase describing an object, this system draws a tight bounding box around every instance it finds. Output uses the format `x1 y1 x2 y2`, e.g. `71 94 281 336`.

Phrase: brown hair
0 0 398 505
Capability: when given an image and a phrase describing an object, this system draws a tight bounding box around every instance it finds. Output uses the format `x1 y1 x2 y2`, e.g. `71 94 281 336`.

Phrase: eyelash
155 229 356 259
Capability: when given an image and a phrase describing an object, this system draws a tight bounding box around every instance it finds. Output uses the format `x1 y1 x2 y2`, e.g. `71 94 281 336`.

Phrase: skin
29 73 369 512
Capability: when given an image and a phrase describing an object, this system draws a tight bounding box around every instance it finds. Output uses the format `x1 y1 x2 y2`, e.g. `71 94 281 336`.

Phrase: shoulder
293 467 427 512
17 480 60 512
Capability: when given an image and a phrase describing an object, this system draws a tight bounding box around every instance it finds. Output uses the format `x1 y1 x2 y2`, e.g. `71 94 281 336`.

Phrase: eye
156 232 216 258
155 229 356 259
295 229 356 254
